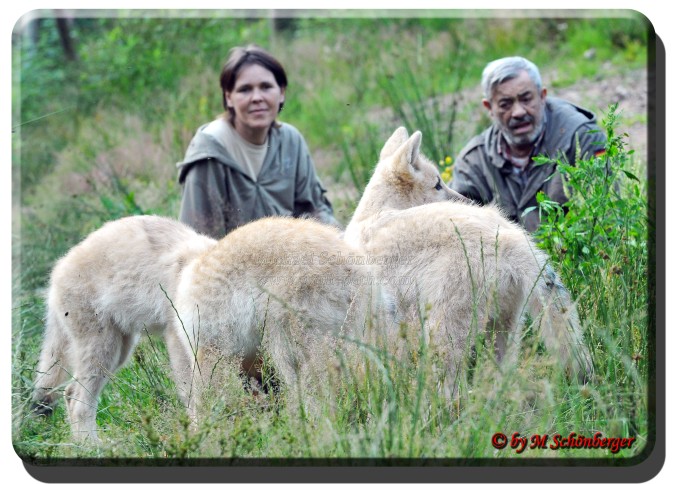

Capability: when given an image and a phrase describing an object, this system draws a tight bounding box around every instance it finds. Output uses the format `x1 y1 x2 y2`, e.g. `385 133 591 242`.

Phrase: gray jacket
451 97 606 232
177 122 339 238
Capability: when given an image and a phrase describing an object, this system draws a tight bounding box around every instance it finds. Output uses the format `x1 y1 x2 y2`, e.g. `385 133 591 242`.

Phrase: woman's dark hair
219 44 288 121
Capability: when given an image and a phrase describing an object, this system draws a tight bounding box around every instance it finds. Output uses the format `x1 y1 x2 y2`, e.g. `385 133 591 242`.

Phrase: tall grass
12 12 652 463
531 106 651 450
12 113 650 462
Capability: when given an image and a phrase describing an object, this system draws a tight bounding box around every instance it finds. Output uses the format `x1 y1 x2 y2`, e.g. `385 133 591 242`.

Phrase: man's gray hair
481 56 542 100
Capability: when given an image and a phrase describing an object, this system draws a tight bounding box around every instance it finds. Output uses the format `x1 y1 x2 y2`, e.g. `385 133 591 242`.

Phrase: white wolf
172 216 382 409
32 215 217 441
344 127 594 396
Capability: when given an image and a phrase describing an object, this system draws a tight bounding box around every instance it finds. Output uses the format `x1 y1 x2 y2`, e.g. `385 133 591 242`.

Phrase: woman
177 44 339 237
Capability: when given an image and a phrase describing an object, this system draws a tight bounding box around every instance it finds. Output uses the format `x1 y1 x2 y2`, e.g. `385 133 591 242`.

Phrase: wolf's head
369 127 466 211
345 127 468 242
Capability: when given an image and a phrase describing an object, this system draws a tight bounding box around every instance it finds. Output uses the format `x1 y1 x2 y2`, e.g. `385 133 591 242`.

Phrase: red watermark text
491 431 636 454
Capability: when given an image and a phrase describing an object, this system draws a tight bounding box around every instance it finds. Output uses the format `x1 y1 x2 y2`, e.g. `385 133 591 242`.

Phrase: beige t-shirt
203 118 268 181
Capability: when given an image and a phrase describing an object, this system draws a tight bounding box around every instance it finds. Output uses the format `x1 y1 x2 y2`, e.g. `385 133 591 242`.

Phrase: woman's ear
278 87 286 113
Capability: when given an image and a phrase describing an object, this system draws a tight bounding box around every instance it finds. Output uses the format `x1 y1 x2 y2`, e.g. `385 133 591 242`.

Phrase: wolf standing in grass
344 127 594 398
32 215 217 442
173 216 383 412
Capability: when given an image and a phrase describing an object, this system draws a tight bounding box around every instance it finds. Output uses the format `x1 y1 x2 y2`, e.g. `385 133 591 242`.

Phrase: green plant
527 104 650 445
377 29 475 166
529 104 648 287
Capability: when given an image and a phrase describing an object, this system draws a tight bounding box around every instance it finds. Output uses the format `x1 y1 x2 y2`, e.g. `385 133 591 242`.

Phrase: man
450 56 606 232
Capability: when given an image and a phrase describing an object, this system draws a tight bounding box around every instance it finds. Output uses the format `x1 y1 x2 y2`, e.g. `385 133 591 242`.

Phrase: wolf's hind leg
33 309 71 416
529 270 594 383
65 321 125 442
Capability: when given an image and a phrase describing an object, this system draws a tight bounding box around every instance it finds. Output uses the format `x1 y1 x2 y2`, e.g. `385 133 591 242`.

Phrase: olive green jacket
177 122 339 238
450 97 606 232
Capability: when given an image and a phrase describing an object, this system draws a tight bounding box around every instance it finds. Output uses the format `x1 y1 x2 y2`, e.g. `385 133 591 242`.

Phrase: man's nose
511 101 527 118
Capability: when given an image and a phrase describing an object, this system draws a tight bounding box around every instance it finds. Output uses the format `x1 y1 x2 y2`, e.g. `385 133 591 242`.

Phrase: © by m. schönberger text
491 431 636 454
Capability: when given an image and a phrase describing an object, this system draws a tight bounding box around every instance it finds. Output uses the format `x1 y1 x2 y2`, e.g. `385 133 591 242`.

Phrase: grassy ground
12 11 653 464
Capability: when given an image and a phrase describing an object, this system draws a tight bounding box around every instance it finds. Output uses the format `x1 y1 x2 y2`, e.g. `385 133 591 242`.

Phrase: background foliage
12 10 652 463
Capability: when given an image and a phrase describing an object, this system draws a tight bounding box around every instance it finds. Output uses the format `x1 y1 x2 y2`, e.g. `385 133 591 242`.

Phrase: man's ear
482 98 494 119
540 87 547 101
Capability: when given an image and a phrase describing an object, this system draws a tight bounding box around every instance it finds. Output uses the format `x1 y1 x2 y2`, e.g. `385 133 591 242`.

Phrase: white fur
33 215 217 441
344 127 594 397
173 216 385 410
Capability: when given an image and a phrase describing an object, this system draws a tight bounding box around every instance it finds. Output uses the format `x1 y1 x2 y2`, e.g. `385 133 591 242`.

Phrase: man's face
483 69 547 148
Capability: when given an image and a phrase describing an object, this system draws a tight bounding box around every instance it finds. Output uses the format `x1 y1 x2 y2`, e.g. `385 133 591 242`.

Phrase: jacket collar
177 121 282 183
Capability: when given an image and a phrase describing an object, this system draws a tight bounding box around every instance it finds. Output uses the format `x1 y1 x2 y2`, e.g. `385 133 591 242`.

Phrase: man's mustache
507 115 534 128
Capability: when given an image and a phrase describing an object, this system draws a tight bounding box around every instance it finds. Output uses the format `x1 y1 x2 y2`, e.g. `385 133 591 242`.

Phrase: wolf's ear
393 131 422 171
379 127 409 160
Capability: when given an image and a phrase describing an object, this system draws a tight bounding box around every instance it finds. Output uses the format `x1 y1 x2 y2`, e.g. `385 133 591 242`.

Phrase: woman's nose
251 88 264 101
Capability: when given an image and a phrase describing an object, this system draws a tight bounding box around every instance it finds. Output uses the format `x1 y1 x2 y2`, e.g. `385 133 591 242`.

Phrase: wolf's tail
32 305 70 416
526 264 594 383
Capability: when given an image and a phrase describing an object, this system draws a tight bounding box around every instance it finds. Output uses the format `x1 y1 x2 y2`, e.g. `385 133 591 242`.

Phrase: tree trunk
55 15 77 62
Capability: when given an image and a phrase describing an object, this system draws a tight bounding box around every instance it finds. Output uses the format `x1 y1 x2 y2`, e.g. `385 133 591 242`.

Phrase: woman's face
225 63 285 144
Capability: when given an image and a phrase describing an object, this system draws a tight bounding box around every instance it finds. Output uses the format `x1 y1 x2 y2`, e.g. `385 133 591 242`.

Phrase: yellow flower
445 156 452 165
